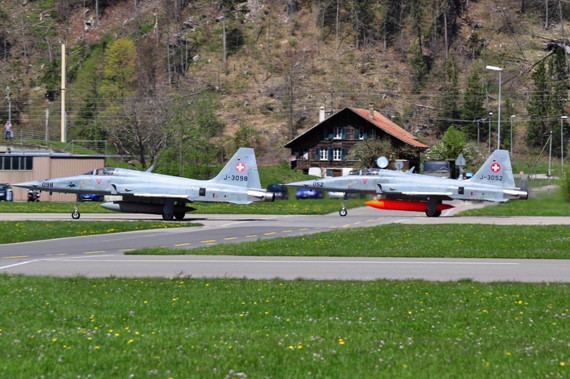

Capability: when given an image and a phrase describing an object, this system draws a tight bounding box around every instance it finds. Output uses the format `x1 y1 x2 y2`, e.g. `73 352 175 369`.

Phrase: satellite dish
395 160 404 171
377 156 389 168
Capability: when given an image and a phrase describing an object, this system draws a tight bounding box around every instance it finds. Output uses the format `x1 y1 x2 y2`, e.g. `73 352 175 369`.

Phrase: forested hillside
0 0 569 174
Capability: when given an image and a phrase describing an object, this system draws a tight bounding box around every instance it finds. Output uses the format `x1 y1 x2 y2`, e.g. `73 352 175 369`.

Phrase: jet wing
399 191 453 197
132 193 190 199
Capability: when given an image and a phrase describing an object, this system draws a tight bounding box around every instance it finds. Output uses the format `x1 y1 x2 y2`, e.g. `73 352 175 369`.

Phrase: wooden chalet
284 104 428 176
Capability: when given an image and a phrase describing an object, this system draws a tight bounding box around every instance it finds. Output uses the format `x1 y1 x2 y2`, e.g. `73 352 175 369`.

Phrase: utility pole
488 112 493 155
510 115 515 156
562 115 568 172
548 130 553 177
61 44 66 142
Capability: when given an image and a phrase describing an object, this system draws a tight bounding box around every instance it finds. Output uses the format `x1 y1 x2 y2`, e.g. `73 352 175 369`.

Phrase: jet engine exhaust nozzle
247 190 275 202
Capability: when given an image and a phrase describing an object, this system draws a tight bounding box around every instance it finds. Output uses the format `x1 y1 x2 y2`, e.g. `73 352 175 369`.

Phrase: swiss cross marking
235 162 246 172
491 162 501 173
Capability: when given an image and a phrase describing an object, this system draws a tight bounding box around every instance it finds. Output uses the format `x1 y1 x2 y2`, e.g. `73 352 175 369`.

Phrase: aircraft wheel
174 213 185 220
72 211 80 219
425 210 441 217
162 213 174 221
339 208 348 217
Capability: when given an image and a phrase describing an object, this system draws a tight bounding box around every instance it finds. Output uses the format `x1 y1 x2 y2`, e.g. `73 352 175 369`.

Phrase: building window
333 148 342 161
294 149 308 160
0 156 33 170
333 127 342 139
332 126 346 140
320 149 328 160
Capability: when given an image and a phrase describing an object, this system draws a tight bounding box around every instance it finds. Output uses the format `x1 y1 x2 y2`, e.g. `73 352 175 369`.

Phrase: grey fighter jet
14 147 274 220
286 149 528 217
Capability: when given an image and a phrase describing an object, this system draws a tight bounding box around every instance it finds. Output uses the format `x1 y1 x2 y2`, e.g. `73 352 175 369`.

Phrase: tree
100 37 137 102
157 91 226 179
347 138 395 169
436 53 460 133
549 47 568 157
527 47 568 154
106 95 169 170
460 71 487 141
427 125 465 160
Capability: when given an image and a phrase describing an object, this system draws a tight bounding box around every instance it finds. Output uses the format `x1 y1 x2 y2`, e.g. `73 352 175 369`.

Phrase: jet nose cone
13 181 41 189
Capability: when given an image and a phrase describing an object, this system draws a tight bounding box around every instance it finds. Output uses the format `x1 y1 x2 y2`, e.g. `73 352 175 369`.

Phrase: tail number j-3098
223 175 248 182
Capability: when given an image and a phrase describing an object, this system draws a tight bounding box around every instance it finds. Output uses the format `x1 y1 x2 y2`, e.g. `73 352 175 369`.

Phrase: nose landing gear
339 193 348 217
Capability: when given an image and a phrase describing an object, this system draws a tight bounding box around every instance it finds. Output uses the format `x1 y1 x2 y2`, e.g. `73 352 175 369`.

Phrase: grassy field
0 221 199 244
130 223 570 259
458 188 569 216
0 274 568 378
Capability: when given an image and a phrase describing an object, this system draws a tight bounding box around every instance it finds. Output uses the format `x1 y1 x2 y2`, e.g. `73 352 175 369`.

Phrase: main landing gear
425 198 442 217
339 193 348 217
161 202 186 220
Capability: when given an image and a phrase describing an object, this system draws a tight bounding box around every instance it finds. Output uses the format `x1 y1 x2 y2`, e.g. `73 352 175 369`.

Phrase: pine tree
436 53 460 133
549 48 568 157
527 47 569 154
460 71 487 142
527 60 550 149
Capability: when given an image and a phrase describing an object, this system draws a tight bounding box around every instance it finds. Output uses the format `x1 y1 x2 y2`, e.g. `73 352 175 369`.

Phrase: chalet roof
284 106 428 149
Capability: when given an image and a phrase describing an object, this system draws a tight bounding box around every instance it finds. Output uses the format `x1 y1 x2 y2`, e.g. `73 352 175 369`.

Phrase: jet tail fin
469 149 516 188
209 147 262 189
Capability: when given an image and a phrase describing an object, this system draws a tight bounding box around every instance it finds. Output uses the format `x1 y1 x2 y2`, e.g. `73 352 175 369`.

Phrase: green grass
129 223 570 259
0 221 200 244
0 274 568 378
257 164 318 187
457 189 570 216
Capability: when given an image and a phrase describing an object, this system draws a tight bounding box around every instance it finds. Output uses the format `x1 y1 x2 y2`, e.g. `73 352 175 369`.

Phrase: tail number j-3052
479 174 503 181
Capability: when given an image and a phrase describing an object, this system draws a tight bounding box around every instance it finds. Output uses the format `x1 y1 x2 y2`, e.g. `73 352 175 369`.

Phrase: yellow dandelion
561 362 566 367
128 339 134 344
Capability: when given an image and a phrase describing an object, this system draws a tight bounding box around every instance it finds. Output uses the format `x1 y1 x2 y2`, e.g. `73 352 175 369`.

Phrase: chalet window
357 128 365 140
333 127 342 139
333 126 346 140
294 149 308 160
333 148 341 161
319 148 328 160
333 148 347 161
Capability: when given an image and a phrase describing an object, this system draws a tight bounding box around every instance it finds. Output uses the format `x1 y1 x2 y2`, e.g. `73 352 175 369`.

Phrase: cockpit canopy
82 168 116 176
348 168 381 176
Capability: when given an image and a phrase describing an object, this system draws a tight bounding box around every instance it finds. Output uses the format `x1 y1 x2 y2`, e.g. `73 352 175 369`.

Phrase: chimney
319 106 325 122
369 103 374 119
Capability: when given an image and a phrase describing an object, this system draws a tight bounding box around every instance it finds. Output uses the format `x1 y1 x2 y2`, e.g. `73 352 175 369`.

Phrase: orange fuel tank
365 199 454 212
